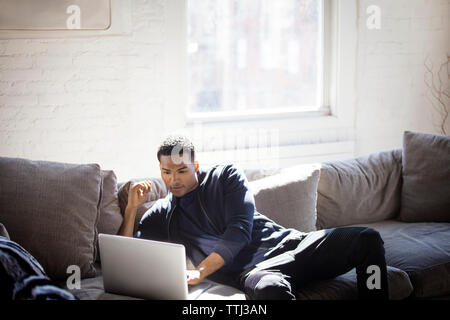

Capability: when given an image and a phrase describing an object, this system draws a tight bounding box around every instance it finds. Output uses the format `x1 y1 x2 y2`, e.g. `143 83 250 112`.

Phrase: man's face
159 154 199 197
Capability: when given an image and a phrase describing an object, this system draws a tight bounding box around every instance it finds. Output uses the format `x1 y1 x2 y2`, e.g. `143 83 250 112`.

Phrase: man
119 135 389 300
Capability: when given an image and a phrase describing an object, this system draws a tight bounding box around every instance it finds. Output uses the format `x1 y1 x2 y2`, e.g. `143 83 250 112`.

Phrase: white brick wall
0 0 448 181
355 0 450 156
0 1 167 181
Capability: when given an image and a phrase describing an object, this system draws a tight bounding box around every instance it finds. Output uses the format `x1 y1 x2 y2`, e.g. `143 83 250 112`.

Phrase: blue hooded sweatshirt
134 164 303 285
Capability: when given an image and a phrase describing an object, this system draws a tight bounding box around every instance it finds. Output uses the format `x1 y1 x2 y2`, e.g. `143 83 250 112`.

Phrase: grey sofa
0 130 449 300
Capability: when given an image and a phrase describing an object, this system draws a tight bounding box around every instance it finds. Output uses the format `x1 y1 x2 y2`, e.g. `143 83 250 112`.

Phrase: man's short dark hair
157 135 195 162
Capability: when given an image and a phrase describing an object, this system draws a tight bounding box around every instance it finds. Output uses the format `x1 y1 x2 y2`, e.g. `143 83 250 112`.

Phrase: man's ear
194 161 199 172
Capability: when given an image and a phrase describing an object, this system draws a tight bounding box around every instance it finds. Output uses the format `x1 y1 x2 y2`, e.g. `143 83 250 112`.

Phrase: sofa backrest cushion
249 163 320 232
316 149 402 229
244 168 281 182
98 170 123 236
399 131 450 222
0 157 101 280
117 177 168 234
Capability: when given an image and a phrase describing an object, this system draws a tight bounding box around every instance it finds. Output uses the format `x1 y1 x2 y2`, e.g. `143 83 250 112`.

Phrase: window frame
184 0 331 123
163 0 357 145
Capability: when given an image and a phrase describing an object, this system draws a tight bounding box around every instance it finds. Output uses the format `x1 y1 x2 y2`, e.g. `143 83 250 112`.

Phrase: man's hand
118 180 152 237
186 252 225 285
186 269 203 285
128 180 152 210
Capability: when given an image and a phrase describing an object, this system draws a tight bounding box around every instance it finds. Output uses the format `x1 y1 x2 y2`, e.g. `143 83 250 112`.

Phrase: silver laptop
98 233 211 300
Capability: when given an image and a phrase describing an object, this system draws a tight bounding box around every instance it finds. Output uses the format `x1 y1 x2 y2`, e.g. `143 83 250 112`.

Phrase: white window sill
196 141 355 170
185 106 330 124
184 110 349 134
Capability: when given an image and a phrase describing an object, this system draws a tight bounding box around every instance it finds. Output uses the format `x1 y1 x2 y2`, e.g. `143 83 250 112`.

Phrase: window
187 0 326 117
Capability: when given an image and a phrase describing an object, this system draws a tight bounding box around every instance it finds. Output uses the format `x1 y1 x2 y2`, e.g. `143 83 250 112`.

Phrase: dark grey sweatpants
239 227 389 300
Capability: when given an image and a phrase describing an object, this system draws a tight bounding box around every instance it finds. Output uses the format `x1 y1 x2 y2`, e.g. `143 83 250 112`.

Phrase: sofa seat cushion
296 266 412 300
64 264 246 300
64 274 140 300
351 220 450 298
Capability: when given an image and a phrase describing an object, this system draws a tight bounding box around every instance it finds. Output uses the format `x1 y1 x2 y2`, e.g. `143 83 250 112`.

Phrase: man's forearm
118 206 137 237
197 252 225 280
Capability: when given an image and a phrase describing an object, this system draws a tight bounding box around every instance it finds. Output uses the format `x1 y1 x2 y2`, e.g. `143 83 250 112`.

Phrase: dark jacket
135 164 297 278
0 237 77 300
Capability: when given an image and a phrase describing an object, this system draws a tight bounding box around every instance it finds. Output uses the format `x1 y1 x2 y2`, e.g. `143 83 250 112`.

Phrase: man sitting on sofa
118 135 389 300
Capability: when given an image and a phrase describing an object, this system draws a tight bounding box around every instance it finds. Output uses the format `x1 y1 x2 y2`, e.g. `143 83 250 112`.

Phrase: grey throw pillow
316 149 403 229
249 163 320 232
0 157 102 280
399 131 450 222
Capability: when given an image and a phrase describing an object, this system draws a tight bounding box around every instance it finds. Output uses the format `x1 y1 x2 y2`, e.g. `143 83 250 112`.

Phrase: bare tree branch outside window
424 54 450 135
